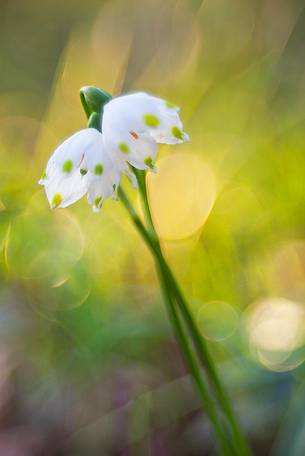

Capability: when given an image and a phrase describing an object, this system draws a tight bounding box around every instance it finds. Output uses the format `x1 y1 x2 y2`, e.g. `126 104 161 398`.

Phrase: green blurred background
1 0 305 454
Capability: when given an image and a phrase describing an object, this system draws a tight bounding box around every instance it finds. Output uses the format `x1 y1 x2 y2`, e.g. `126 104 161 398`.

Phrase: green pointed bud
80 86 112 118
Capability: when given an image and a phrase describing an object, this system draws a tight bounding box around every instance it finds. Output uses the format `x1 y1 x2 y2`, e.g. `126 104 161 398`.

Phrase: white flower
39 128 120 212
102 92 189 171
39 91 189 211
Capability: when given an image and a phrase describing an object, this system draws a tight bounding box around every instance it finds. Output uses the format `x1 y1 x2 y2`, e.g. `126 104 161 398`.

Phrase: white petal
103 130 158 172
84 138 121 211
102 92 189 147
126 133 158 171
86 171 120 211
46 128 102 176
80 132 111 174
42 162 88 209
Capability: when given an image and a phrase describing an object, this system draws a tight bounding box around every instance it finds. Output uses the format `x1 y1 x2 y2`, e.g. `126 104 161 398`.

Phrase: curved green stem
131 167 156 241
159 255 250 456
118 187 232 455
156 263 230 456
133 170 251 456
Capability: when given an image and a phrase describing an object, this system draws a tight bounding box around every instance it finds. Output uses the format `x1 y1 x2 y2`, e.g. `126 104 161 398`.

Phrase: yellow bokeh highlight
147 153 216 240
247 297 305 372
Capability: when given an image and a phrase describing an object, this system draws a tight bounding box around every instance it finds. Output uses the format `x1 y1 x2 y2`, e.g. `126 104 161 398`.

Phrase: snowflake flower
39 128 120 212
102 92 189 171
39 91 189 211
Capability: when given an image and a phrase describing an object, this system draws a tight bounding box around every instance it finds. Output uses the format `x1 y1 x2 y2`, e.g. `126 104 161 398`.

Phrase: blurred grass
0 0 305 454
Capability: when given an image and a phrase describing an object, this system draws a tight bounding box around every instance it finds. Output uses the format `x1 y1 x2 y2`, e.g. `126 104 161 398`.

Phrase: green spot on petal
118 142 129 154
52 193 62 208
95 197 102 207
144 156 154 169
94 164 103 175
80 168 88 176
40 170 47 180
165 100 177 109
143 114 160 128
63 159 73 173
171 126 184 140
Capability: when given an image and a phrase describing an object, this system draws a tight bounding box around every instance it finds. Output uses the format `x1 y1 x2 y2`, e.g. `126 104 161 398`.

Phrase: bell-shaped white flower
101 92 189 170
39 128 119 211
39 90 189 212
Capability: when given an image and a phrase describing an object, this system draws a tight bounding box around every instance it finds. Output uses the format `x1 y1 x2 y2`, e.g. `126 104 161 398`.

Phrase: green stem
87 112 101 130
134 170 251 456
118 187 232 455
156 264 230 456
131 167 156 241
161 255 250 456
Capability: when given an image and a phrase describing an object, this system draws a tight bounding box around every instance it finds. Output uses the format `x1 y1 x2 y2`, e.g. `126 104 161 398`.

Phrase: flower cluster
39 92 189 212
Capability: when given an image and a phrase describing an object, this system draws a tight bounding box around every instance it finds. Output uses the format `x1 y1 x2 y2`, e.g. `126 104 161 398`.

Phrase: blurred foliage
0 0 305 454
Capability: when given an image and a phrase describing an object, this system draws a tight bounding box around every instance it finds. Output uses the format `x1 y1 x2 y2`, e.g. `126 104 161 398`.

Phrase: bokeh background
0 0 305 454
